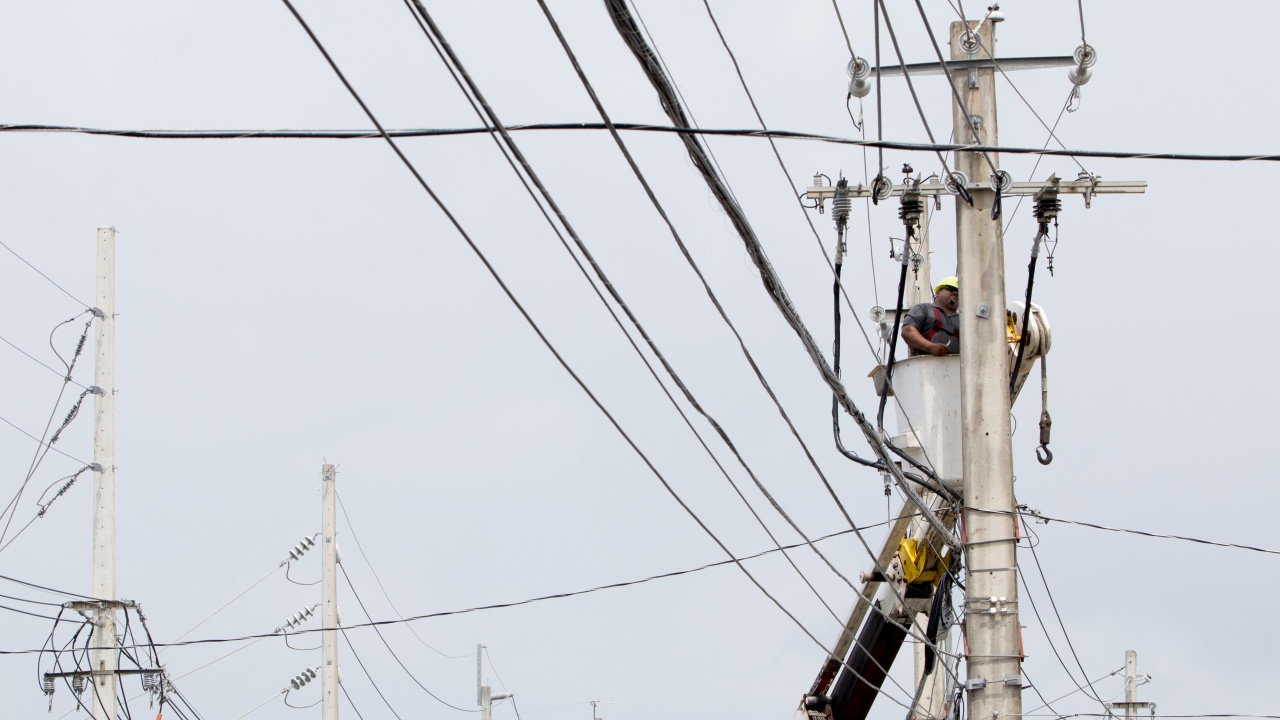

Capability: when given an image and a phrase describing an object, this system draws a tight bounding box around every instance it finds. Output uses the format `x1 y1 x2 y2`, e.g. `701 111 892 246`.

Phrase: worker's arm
901 325 949 356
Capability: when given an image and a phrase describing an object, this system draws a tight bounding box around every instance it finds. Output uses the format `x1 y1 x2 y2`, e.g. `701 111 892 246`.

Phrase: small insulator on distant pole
287 535 317 562
274 604 319 633
290 667 319 691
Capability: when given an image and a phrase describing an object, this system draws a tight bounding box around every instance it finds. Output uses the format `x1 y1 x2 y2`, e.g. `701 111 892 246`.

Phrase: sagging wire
285 561 320 587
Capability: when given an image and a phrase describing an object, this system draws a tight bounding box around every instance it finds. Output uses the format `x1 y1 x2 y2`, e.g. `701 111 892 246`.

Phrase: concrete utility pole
477 646 510 720
1105 650 1155 719
90 226 117 720
321 464 339 720
949 19 1024 720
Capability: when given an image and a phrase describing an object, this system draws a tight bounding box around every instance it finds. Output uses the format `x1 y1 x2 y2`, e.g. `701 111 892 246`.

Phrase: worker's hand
929 343 950 357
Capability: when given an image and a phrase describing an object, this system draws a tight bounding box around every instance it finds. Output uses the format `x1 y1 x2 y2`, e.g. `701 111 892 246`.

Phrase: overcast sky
1 2 1276 719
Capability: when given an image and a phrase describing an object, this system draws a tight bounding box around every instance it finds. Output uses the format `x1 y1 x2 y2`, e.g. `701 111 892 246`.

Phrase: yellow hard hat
934 276 958 293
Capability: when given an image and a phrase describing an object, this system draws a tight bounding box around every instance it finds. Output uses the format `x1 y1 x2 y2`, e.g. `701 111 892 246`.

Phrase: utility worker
901 276 960 357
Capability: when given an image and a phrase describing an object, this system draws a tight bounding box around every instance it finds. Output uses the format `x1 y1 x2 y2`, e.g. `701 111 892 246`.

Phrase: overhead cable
0 238 92 308
598 0 957 551
1020 522 1113 710
2 123 1276 162
554 0 969 691
0 333 90 388
0 518 905 657
910 0 1000 177
403 0 851 625
339 563 478 712
1005 506 1280 556
340 628 406 720
873 0 971 204
0 311 97 548
337 492 468 658
277 2 920 706
702 0 953 499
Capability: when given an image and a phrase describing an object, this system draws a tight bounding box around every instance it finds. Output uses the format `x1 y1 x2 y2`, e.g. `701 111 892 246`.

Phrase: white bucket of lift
887 354 963 489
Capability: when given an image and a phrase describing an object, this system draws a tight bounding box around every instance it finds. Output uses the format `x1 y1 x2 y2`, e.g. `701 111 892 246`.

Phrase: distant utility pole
90 226 117 720
477 645 510 720
321 464 339 720
1105 650 1155 720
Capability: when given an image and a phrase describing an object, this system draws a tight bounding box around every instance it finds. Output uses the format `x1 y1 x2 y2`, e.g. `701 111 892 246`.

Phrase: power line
2 122 1277 162
339 562 478 712
279 1 922 708
0 571 102 602
595 0 964 691
600 0 958 551
1016 564 1108 710
0 237 92 308
0 465 94 554
828 0 859 61
336 492 468 659
0 601 62 621
872 0 970 202
340 628 406 720
229 689 284 720
1022 506 1280 555
910 0 1000 177
0 312 97 548
0 332 90 388
401 0 851 626
1022 666 1124 716
341 681 368 720
0 518 904 656
0 590 64 607
1019 527 1112 711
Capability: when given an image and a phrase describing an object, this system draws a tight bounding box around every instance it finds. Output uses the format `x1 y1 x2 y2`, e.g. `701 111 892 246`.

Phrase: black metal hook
1036 445 1053 465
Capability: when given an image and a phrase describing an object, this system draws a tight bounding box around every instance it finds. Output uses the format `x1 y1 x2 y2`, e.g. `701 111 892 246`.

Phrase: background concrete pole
90 227 117 720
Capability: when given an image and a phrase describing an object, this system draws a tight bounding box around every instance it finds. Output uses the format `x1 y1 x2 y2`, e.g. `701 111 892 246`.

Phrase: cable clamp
89 463 105 473
88 386 106 396
91 307 106 319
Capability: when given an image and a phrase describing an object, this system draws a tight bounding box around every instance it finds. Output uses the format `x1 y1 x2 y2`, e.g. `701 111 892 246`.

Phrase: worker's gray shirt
902 301 960 356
